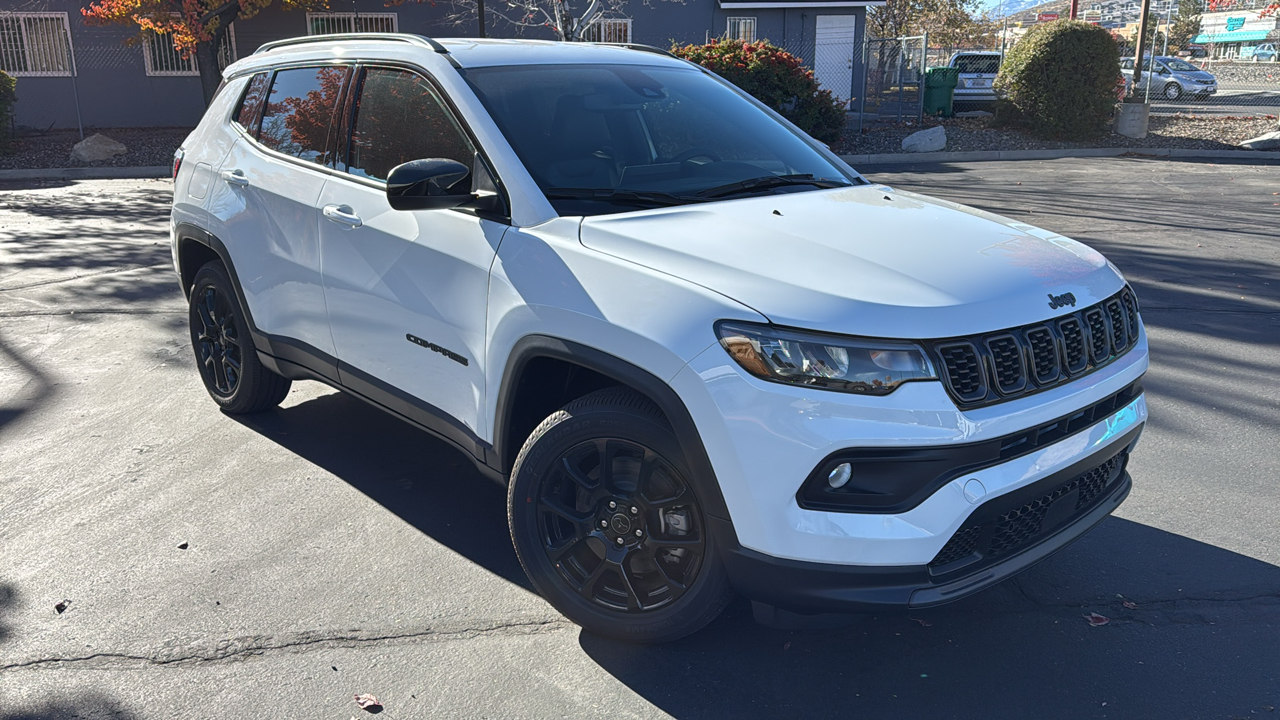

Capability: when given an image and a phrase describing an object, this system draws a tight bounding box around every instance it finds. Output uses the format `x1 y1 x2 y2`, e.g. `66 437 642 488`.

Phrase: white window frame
727 17 758 42
306 12 399 35
0 12 75 77
581 18 632 43
142 23 237 77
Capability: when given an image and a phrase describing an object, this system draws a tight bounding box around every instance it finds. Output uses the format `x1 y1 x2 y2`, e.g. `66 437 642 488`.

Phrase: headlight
715 321 936 396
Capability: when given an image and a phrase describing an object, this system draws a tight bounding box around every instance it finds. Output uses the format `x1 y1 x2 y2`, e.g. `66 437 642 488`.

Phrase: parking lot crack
0 618 573 671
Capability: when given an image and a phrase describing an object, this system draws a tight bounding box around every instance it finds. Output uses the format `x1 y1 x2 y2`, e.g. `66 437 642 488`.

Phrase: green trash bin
923 67 960 117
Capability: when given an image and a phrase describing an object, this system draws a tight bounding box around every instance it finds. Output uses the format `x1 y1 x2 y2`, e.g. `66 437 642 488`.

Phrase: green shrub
671 39 847 144
0 70 15 152
993 20 1121 140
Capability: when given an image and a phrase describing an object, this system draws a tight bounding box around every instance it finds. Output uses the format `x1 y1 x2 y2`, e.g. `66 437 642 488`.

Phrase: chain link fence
858 35 928 130
1130 57 1280 118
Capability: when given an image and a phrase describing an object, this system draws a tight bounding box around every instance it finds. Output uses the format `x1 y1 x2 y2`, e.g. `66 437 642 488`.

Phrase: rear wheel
1163 82 1182 101
508 388 733 643
188 261 291 413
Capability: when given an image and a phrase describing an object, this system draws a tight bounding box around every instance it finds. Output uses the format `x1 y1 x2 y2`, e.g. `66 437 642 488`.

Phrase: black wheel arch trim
493 335 735 527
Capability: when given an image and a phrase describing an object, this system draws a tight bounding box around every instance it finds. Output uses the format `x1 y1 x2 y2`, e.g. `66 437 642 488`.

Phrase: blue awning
1191 29 1271 43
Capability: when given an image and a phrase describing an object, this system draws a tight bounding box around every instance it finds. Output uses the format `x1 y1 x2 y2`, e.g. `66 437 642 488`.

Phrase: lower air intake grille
929 451 1126 570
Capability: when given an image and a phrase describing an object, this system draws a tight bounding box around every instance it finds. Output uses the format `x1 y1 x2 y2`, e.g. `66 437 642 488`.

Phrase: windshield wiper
543 187 699 207
695 174 852 199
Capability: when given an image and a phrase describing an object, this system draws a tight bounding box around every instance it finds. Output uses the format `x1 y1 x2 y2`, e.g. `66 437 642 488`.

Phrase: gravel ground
0 127 191 170
836 113 1279 155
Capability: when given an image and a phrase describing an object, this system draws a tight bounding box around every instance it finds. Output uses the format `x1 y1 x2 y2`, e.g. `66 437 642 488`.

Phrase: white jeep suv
171 34 1148 643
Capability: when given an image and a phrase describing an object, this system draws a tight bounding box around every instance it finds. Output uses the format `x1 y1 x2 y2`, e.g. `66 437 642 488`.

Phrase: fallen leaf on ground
354 694 382 712
1084 612 1110 627
54 599 70 614
1123 600 1138 610
912 618 932 627
177 542 189 550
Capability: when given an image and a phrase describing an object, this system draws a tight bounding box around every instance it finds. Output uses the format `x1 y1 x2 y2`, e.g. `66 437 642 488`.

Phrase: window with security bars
0 12 74 77
580 18 631 43
143 25 237 77
306 13 398 35
727 17 757 43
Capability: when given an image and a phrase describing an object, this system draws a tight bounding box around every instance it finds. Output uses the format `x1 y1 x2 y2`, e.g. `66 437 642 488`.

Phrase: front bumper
717 430 1137 613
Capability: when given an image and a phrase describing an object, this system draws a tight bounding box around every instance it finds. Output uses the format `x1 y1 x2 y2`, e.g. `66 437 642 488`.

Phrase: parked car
1176 44 1209 59
949 50 1003 105
1120 55 1217 100
172 34 1149 643
1242 43 1278 62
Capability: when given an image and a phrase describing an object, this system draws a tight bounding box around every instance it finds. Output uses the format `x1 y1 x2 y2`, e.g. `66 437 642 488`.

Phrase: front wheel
1164 82 1182 101
508 388 733 643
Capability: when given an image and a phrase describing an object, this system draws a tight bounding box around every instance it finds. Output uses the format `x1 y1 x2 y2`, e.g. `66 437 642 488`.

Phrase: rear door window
343 67 474 182
257 66 350 165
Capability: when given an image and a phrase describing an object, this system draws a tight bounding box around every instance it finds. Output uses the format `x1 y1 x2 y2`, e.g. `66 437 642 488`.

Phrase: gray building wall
8 0 867 130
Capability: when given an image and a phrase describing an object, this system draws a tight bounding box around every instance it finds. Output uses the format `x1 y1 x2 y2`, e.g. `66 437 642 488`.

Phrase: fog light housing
827 462 852 489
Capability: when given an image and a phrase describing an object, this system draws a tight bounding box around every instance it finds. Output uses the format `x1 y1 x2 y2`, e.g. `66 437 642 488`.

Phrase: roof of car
228 34 690 76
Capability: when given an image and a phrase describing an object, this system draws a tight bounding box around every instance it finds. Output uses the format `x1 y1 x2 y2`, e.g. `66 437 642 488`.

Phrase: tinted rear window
233 73 269 132
953 55 1001 74
257 66 349 165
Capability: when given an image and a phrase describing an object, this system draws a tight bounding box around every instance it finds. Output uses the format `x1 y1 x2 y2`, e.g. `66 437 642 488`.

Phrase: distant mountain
982 0 1068 18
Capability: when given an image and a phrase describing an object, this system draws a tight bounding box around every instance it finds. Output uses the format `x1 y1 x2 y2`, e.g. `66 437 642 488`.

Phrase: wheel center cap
609 513 632 535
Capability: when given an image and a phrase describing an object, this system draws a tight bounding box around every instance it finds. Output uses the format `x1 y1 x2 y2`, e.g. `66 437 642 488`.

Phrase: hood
578 184 1126 339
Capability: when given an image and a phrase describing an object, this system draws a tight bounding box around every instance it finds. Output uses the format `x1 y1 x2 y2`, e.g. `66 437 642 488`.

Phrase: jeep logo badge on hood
1048 292 1077 309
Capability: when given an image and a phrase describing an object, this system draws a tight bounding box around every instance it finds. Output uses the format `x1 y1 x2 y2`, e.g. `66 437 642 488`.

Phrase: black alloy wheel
537 437 705 613
188 261 291 413
193 283 242 396
508 388 733 643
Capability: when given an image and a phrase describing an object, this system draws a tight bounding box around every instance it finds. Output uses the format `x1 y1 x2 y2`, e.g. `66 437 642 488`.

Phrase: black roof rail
589 42 679 59
254 33 449 56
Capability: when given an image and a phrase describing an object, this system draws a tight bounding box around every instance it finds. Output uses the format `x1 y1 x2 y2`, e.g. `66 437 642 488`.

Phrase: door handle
322 204 362 228
221 169 249 187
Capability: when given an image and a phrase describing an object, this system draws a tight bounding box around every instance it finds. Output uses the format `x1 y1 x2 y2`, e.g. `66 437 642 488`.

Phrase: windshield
463 64 857 215
952 55 1001 74
1163 58 1198 72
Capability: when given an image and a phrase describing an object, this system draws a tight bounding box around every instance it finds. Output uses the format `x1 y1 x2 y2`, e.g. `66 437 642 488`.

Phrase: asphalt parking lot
1 156 1277 719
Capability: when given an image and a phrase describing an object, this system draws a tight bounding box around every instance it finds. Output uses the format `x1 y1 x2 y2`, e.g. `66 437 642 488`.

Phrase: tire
188 261 291 413
508 387 734 643
1163 82 1181 101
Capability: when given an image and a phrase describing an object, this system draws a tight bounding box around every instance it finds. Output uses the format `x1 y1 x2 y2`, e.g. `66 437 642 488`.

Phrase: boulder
901 125 946 153
1239 130 1280 151
70 133 127 163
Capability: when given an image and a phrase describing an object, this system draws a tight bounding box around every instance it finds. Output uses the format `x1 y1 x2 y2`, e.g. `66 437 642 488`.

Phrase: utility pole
1130 0 1154 99
477 0 486 37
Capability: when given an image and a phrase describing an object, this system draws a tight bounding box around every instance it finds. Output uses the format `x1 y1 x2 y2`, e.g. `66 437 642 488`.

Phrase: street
1 157 1278 719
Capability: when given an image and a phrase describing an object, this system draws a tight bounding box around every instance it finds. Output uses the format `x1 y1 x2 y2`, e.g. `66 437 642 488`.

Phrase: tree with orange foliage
82 0 328 106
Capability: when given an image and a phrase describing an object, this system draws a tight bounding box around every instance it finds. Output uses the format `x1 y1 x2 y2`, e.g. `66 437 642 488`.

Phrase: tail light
172 148 185 180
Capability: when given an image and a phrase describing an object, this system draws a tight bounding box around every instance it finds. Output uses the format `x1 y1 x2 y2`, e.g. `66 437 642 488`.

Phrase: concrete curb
840 147 1280 165
0 166 171 181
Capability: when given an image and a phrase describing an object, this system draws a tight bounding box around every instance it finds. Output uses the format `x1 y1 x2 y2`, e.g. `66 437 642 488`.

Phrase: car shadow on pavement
0 694 138 720
228 390 531 590
0 583 13 645
580 518 1280 719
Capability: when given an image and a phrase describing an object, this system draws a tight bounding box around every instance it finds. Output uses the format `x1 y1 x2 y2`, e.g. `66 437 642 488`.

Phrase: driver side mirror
386 158 474 211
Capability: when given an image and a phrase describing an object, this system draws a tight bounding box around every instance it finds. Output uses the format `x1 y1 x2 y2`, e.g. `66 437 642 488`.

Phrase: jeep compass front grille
928 288 1140 409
